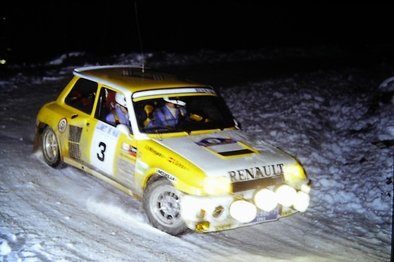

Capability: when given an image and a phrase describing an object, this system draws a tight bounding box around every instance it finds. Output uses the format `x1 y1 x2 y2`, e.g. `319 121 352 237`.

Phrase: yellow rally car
35 65 311 235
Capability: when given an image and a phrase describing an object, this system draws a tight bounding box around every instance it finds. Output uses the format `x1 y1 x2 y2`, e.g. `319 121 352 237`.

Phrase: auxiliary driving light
229 200 257 223
195 221 210 232
254 188 278 212
301 183 311 194
275 185 297 207
293 191 310 212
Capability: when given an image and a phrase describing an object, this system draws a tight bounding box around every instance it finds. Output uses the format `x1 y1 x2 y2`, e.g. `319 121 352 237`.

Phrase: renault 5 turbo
35 65 311 235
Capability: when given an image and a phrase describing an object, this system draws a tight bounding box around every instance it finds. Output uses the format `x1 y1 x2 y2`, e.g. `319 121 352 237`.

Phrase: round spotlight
254 189 278 212
293 191 310 212
301 183 311 194
275 185 297 207
229 200 257 223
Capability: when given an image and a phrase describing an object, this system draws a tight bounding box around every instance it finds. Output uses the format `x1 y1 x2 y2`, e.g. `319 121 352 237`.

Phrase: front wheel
42 127 62 167
143 179 187 235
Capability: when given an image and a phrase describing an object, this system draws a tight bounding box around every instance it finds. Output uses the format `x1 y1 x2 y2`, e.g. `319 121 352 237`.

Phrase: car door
89 86 137 189
89 121 119 176
81 86 121 177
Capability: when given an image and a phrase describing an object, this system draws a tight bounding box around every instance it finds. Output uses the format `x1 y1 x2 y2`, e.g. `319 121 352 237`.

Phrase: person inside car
147 97 187 128
106 93 130 127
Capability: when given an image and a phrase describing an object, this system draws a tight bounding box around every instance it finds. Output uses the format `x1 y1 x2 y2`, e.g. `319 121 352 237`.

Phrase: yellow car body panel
136 139 206 194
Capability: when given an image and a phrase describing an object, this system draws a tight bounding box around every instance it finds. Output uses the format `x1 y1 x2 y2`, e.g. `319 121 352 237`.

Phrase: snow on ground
0 48 393 261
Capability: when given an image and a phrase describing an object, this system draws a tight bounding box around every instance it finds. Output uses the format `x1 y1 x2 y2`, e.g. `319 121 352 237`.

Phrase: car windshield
134 95 236 134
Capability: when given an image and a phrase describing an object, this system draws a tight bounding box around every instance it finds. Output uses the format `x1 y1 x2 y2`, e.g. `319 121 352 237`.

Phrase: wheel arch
33 122 48 152
143 173 167 193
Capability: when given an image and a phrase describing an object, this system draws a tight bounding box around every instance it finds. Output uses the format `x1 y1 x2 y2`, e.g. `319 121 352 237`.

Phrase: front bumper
180 184 310 232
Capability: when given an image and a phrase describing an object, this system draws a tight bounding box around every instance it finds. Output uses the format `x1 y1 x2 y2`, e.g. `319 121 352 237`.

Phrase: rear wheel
143 179 187 235
42 127 62 167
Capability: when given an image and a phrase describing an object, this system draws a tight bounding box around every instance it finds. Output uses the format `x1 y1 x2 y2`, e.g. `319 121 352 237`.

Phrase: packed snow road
0 150 386 262
0 49 392 261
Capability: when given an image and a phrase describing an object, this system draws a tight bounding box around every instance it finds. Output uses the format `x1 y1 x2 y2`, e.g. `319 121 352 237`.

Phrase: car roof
74 65 206 93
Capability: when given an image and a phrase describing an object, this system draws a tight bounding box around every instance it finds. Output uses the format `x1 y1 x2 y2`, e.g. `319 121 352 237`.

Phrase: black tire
143 179 188 235
41 127 62 167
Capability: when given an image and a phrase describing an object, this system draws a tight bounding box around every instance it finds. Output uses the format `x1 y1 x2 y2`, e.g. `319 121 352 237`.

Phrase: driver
106 93 130 127
147 97 187 128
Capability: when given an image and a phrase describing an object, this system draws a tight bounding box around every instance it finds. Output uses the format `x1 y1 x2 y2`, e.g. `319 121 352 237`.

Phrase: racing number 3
97 141 106 161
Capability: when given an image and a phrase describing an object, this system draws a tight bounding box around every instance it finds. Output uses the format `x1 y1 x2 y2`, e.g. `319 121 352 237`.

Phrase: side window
95 87 116 124
95 87 133 134
65 78 97 114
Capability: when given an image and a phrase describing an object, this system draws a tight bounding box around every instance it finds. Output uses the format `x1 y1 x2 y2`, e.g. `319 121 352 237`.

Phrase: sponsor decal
96 122 120 137
136 159 149 174
145 145 165 158
117 158 136 189
157 169 176 181
58 118 67 133
121 143 137 158
197 137 236 147
253 208 279 223
133 88 211 99
228 163 284 182
168 156 187 170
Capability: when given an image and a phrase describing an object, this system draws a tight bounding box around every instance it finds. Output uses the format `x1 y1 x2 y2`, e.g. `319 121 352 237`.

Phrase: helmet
163 97 186 107
115 93 127 107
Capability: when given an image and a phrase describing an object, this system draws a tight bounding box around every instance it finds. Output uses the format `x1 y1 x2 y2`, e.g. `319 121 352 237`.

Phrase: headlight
229 200 256 223
203 176 231 195
283 163 307 185
254 188 278 212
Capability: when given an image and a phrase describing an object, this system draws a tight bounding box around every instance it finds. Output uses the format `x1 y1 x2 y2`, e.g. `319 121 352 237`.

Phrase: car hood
152 130 297 180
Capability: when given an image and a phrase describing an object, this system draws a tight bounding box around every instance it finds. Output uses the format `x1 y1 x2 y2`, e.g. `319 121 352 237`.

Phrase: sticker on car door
90 121 120 175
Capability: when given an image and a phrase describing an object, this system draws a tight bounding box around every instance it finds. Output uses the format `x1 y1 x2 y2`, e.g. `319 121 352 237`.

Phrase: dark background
1 1 394 64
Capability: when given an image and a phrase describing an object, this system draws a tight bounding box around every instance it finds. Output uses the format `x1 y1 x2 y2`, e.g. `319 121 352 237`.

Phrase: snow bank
221 70 393 233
